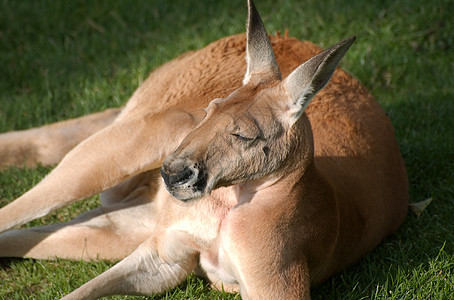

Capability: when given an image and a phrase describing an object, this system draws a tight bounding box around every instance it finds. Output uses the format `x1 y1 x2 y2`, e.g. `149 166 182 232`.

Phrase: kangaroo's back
118 34 323 118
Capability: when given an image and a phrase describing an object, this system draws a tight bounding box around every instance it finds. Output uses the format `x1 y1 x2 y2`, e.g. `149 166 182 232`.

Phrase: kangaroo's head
161 0 355 202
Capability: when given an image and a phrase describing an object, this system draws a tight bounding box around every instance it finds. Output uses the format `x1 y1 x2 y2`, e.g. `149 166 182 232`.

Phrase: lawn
0 0 453 299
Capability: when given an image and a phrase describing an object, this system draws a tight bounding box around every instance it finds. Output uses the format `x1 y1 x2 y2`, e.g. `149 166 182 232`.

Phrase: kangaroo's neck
281 113 315 174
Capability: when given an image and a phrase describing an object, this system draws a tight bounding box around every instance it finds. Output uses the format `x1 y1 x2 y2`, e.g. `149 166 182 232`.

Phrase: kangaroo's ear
283 36 356 124
243 0 281 85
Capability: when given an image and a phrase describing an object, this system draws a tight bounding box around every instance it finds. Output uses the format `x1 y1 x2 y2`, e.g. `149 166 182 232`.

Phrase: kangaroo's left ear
283 36 356 124
243 0 281 85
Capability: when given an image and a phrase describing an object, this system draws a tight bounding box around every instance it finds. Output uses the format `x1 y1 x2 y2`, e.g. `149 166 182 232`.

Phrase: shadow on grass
0 257 22 269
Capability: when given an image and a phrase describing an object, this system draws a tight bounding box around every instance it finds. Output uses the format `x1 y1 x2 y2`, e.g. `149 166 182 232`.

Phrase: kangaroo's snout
161 159 207 202
161 166 195 187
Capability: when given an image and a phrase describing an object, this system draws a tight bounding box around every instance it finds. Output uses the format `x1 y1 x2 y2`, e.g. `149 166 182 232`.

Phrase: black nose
161 167 195 187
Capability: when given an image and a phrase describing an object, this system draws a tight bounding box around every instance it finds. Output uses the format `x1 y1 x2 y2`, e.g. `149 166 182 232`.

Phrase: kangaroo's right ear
282 36 356 125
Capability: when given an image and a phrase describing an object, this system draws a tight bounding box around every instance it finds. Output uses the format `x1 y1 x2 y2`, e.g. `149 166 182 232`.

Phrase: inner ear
243 0 281 85
283 36 356 123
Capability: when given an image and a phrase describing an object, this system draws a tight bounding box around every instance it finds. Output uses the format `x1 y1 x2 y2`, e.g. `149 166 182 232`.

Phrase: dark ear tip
341 36 357 47
328 36 356 56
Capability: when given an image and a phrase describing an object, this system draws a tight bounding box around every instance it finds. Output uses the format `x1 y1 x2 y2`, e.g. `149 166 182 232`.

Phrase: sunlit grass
0 0 453 298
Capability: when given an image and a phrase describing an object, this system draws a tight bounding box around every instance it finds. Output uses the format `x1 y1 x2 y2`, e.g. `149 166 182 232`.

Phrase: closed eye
231 133 256 142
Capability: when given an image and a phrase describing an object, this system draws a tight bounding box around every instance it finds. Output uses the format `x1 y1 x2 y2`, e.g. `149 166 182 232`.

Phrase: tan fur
0 2 407 299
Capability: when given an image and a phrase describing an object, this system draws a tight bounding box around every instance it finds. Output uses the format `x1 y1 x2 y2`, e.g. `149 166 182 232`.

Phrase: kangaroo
0 1 408 299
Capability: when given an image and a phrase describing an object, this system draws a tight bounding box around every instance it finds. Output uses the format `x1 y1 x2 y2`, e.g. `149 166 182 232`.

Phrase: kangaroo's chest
199 238 240 286
168 190 243 286
197 206 251 289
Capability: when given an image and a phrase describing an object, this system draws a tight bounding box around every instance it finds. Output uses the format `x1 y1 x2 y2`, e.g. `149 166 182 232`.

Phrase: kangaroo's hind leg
0 108 121 169
0 170 161 261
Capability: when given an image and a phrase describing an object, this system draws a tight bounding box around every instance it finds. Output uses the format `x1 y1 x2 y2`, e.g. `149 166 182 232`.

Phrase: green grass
0 0 453 299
